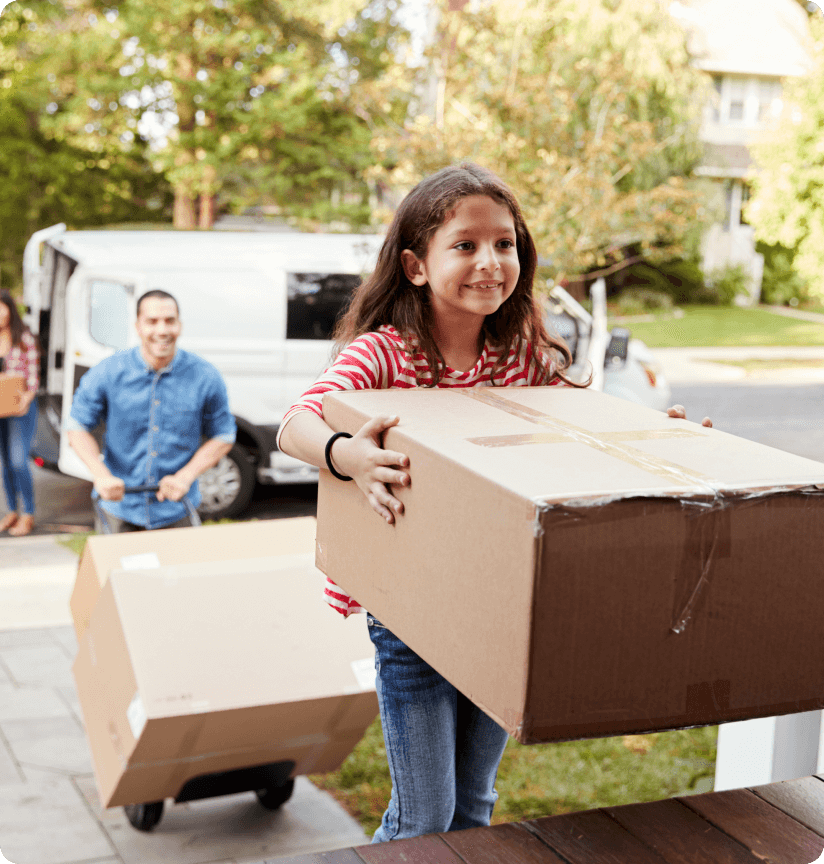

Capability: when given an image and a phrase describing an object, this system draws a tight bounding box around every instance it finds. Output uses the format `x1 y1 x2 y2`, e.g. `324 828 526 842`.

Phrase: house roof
670 0 814 77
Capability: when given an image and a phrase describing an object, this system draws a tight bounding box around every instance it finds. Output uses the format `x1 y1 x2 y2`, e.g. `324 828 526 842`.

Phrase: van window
89 280 130 350
287 273 361 340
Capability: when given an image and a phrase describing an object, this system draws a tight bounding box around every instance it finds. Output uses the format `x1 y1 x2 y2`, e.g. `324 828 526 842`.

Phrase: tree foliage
0 0 170 290
2 0 406 239
366 0 712 282
747 16 824 300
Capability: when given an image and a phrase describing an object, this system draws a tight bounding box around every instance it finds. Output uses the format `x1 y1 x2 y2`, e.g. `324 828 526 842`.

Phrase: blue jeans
0 398 37 515
367 616 509 843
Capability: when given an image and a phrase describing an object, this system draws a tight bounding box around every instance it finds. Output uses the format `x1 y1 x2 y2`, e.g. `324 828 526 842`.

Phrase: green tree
23 0 404 228
366 0 712 283
747 16 824 301
0 1 170 291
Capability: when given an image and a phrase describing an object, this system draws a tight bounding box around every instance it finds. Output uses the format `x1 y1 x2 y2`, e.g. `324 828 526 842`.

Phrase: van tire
197 444 256 520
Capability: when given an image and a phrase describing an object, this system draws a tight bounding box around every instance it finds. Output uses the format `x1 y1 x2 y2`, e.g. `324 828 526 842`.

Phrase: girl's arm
279 410 410 524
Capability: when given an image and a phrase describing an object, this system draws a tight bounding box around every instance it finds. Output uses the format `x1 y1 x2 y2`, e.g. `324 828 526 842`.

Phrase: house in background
670 0 814 303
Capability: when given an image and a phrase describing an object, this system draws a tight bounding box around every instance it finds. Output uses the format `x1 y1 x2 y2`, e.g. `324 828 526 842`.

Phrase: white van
22 224 382 518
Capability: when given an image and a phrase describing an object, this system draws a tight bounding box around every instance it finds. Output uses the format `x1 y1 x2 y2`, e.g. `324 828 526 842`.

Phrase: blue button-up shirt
69 347 236 528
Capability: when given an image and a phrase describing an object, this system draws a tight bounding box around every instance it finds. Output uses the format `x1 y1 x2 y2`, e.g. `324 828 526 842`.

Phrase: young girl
278 162 707 841
0 290 40 537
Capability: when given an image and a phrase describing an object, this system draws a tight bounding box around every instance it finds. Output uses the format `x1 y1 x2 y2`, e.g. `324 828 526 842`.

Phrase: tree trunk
198 194 216 229
173 187 197 229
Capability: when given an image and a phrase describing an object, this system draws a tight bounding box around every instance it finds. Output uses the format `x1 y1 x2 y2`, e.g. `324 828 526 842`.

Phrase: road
671 383 824 464
8 382 823 535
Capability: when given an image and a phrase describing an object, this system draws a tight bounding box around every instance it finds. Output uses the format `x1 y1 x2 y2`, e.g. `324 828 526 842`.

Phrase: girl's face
402 195 519 330
0 301 10 330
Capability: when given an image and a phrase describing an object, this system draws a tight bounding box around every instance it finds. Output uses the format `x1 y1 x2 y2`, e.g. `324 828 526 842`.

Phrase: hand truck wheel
255 778 295 811
124 800 165 831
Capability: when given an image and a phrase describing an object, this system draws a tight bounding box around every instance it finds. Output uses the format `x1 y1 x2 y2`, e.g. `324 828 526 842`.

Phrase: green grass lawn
613 305 824 348
311 719 716 837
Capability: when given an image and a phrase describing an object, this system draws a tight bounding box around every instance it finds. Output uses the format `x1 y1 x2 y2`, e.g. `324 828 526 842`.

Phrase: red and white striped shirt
278 324 562 616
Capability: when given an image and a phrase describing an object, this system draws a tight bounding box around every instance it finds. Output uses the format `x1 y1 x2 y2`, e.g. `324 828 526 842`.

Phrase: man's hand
667 404 712 428
157 472 193 502
94 475 125 501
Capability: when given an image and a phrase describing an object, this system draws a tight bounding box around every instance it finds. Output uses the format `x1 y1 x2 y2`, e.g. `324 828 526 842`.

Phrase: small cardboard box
316 386 824 744
73 542 378 808
0 374 25 418
71 518 319 640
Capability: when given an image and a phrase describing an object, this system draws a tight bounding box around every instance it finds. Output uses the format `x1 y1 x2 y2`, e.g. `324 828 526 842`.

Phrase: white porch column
714 711 823 791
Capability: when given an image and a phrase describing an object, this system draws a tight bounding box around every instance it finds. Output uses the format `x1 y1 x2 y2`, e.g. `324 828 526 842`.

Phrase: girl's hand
667 404 712 428
331 415 410 524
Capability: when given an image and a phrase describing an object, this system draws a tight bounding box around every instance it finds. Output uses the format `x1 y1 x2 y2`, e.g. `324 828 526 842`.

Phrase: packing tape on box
461 387 717 492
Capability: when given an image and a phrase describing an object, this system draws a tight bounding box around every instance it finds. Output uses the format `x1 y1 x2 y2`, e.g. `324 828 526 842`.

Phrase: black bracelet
325 432 353 481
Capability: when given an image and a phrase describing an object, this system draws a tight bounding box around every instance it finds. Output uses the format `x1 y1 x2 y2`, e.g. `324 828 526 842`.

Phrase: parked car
544 279 672 411
22 224 383 519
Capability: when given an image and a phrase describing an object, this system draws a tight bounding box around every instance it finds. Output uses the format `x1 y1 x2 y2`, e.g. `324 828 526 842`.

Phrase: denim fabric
367 616 509 843
0 398 38 514
68 347 235 528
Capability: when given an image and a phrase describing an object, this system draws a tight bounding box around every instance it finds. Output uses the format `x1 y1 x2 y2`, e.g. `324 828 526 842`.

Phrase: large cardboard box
71 518 319 639
0 373 25 418
316 386 824 744
73 535 378 808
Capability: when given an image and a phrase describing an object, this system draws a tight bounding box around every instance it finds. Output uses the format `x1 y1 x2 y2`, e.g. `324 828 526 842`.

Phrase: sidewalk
0 535 370 864
654 345 824 385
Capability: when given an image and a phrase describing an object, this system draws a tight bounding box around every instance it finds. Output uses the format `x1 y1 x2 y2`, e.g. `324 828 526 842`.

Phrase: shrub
700 264 750 305
757 242 809 307
615 288 674 316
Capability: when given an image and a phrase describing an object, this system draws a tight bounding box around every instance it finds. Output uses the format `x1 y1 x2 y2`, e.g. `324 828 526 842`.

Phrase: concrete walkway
654 345 824 386
0 536 370 864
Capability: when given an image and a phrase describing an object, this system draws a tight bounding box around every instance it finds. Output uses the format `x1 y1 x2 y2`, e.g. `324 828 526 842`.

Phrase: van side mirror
605 327 630 366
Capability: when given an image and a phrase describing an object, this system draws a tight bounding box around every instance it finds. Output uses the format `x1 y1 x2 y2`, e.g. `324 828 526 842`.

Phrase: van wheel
197 444 256 520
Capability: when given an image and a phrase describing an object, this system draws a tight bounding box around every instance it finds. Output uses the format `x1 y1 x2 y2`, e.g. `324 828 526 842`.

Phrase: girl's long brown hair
0 290 32 348
334 163 583 387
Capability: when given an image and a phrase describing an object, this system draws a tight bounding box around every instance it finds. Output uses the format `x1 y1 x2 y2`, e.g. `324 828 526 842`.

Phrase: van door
57 270 143 479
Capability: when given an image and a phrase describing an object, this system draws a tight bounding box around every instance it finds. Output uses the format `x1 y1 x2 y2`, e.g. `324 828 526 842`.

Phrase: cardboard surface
71 517 319 639
316 386 824 744
72 520 378 808
0 374 25 418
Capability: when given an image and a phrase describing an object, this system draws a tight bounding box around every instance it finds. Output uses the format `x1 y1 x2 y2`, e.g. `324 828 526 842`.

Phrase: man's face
136 298 181 366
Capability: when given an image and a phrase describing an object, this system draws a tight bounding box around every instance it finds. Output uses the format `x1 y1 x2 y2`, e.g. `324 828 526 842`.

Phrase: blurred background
1 0 822 313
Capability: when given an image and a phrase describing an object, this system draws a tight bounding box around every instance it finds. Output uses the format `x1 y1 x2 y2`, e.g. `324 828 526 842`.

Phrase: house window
727 79 746 121
711 75 783 126
758 80 782 122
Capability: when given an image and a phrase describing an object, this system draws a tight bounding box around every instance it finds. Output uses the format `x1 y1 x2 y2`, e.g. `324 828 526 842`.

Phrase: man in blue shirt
67 290 236 531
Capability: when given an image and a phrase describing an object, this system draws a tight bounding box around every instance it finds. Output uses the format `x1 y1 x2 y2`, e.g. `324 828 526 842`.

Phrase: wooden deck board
751 775 824 838
261 851 366 864
354 833 465 863
678 787 824 864
527 808 670 863
605 798 765 863
440 822 567 863
272 776 824 863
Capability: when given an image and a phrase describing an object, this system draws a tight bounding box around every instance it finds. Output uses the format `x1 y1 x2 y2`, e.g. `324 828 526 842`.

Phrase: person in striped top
0 290 40 536
278 163 585 843
279 163 708 843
